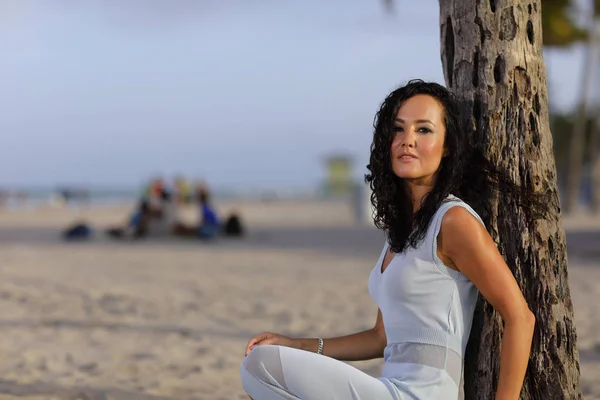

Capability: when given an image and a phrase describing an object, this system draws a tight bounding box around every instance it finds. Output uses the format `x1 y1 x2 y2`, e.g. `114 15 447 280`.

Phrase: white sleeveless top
368 195 484 399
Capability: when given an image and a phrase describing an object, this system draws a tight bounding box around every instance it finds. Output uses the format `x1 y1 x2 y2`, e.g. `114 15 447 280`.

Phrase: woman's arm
439 207 536 400
245 308 387 362
297 308 387 361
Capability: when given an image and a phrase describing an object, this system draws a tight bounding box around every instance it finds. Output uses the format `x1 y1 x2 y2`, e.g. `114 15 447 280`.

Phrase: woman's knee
241 345 287 387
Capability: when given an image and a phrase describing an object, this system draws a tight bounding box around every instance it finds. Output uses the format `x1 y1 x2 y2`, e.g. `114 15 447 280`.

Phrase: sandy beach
0 200 598 399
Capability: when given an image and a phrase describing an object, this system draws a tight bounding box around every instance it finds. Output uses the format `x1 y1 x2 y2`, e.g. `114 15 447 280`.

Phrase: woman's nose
400 130 416 148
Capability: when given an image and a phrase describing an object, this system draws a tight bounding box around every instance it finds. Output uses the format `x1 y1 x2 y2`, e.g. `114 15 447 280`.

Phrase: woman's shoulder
439 194 485 226
444 193 467 205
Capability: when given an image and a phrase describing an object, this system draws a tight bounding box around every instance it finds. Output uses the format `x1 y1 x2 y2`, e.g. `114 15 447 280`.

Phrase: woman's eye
393 126 403 132
418 127 432 134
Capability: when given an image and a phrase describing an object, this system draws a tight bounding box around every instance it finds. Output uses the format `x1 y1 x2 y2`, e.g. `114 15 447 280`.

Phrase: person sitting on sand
173 183 220 239
197 185 220 238
173 175 192 205
144 190 179 237
107 178 173 239
240 80 545 399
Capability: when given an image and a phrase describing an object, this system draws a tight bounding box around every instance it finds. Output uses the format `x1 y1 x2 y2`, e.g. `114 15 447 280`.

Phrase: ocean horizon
0 183 353 210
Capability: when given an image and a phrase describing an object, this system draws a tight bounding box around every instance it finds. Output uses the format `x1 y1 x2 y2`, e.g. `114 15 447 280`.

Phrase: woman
240 80 539 399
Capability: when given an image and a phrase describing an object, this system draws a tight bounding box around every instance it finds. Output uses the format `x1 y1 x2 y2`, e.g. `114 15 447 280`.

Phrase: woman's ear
443 148 449 157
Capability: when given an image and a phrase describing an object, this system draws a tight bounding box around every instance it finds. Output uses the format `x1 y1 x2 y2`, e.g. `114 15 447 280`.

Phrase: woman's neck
406 181 434 213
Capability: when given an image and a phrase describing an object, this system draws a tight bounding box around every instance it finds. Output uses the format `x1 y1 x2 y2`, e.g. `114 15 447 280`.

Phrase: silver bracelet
316 337 324 355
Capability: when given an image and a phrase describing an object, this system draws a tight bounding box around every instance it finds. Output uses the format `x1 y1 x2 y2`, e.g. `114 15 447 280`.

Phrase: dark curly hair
365 79 543 254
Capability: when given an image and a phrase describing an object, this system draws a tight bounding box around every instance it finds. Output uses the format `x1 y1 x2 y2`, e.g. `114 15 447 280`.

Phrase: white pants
240 345 399 400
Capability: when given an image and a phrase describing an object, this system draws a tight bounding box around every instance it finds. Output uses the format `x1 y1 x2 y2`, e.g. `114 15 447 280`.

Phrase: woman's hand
244 332 296 356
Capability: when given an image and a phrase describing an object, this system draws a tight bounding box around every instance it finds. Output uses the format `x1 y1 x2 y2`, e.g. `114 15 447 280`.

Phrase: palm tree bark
439 1 582 399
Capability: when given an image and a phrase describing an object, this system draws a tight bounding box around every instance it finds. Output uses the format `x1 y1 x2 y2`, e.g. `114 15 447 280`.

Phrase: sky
0 0 593 190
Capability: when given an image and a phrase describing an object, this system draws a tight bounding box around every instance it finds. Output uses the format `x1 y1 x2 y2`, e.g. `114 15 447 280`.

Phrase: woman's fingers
247 336 260 348
255 337 278 346
245 338 258 355
245 332 275 356
250 332 270 344
245 338 260 355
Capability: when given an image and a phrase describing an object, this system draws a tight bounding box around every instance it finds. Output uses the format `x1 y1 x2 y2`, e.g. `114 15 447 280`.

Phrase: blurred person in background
106 176 173 239
173 182 220 240
173 175 192 205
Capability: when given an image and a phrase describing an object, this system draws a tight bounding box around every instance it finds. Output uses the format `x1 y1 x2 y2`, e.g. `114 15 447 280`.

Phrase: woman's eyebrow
394 118 436 127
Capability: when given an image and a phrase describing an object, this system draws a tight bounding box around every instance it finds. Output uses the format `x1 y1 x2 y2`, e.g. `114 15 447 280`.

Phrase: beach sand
0 200 598 399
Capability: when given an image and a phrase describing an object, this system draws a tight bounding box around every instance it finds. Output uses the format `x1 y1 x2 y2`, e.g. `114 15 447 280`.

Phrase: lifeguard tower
321 153 375 226
322 154 354 198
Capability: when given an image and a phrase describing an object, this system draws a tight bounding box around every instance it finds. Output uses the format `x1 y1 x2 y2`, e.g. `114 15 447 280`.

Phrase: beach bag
222 213 245 237
62 222 93 241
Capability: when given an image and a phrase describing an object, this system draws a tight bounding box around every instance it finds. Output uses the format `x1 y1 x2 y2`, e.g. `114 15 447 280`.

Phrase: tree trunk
439 1 582 399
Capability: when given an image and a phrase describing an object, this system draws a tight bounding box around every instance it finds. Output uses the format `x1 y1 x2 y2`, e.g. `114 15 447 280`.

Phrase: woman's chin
393 170 421 180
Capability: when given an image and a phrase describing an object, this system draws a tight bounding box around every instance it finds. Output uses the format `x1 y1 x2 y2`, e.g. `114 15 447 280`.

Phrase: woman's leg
240 345 396 400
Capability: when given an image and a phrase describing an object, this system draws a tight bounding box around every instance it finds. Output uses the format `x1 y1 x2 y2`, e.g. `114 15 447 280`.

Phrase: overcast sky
0 0 591 190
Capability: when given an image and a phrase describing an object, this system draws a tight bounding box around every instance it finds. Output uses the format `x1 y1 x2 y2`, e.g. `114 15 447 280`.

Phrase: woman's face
390 94 447 186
